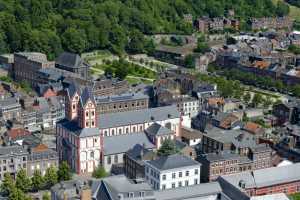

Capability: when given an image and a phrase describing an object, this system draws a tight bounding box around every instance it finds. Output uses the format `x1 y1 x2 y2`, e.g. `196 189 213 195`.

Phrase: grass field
273 0 300 21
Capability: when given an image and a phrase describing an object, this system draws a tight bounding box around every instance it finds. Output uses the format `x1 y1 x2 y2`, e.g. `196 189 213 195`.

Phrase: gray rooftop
0 97 20 108
201 152 244 162
103 132 155 155
154 182 222 200
0 145 27 157
59 120 100 138
95 92 148 104
98 105 180 129
221 163 300 189
56 52 88 69
145 123 173 137
146 154 200 171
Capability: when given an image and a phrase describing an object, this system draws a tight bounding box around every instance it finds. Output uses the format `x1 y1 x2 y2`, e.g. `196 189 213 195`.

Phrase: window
162 184 166 190
3 166 6 171
140 192 145 197
126 128 129 133
114 155 118 163
104 130 108 136
194 169 198 175
172 173 176 179
86 111 89 117
172 183 175 188
92 111 95 116
23 157 26 161
91 121 95 126
107 156 111 164
146 167 149 173
111 129 115 135
90 151 94 158
86 122 89 127
73 105 75 109
118 129 122 134
186 171 189 176
133 127 136 132
129 193 134 198
194 179 198 185
178 181 182 187
179 172 182 177
185 180 189 186
162 174 166 180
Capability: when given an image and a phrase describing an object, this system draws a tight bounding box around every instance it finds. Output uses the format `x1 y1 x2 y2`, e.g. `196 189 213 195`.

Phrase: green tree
184 54 195 68
252 93 263 107
1 173 15 196
243 92 251 104
15 169 31 193
31 170 44 192
44 166 58 189
61 28 87 54
57 161 71 182
42 192 51 200
92 166 108 178
157 139 179 156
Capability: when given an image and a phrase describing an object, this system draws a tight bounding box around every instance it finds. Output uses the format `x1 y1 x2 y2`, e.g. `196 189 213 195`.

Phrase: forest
0 0 289 59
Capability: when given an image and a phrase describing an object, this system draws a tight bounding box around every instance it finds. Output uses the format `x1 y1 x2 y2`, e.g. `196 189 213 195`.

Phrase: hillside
0 0 289 58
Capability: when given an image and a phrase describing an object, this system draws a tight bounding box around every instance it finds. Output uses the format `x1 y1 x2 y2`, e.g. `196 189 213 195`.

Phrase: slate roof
79 87 95 107
56 52 88 69
0 97 20 108
58 120 100 138
145 123 173 137
154 182 222 200
0 145 28 157
95 92 148 104
221 163 300 189
66 82 81 99
103 132 155 155
201 152 244 162
126 144 156 162
146 154 200 171
98 105 180 129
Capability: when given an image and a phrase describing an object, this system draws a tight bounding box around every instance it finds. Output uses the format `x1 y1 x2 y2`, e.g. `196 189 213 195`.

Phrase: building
218 163 300 197
55 52 90 79
144 154 201 190
0 96 21 121
145 123 175 149
124 144 156 179
273 101 300 125
93 175 156 200
57 84 181 174
93 174 249 200
51 180 91 200
181 126 202 146
103 132 155 173
0 146 28 180
95 92 149 114
166 95 200 118
27 144 59 176
92 77 129 96
13 52 55 86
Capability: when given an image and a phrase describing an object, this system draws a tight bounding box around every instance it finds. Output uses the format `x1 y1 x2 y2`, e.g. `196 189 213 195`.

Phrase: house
0 96 21 121
51 180 92 200
175 140 197 160
93 174 249 200
211 112 240 130
55 52 90 79
124 144 156 179
144 154 201 190
181 126 202 146
273 101 300 125
103 132 155 173
243 122 264 136
218 163 300 197
145 123 175 149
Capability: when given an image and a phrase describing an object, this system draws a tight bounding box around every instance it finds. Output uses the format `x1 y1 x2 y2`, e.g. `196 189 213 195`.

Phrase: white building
144 154 201 190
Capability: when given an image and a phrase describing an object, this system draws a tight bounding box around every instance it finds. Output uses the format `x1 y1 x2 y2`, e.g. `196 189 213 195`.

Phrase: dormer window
140 192 145 197
129 192 134 198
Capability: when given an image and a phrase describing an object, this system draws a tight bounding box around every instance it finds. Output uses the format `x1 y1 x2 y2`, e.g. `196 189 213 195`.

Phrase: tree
31 170 44 192
157 139 179 156
184 54 195 68
252 93 263 107
44 166 58 189
92 166 108 178
276 1 290 17
226 37 237 45
114 65 128 80
243 92 251 104
61 28 87 54
42 192 51 200
1 173 15 196
15 169 31 193
57 161 71 182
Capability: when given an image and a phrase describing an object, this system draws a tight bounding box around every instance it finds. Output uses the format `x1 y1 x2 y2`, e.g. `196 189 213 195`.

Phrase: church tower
65 83 81 121
77 87 97 128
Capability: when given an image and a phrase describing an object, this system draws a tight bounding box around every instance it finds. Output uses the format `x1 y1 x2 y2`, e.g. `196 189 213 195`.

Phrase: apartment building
144 154 201 190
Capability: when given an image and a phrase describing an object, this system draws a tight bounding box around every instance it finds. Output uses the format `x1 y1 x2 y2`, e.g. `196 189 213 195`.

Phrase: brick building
219 163 300 197
13 52 54 87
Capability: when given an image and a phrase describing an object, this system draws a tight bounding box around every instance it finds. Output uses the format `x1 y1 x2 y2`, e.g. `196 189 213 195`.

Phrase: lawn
273 0 300 21
290 193 300 200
